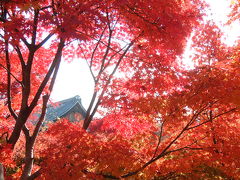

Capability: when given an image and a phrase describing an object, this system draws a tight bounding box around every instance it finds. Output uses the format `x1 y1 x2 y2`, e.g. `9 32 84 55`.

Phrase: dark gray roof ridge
58 96 86 118
46 95 86 121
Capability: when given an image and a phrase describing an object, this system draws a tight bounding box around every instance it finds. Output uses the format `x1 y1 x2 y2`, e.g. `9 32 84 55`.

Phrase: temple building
45 95 86 122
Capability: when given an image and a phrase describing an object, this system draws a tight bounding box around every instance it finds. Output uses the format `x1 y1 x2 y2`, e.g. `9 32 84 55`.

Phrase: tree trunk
20 140 34 180
0 163 4 180
8 110 31 147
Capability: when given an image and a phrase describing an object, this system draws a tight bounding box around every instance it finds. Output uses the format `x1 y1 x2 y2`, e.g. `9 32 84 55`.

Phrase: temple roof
45 95 86 122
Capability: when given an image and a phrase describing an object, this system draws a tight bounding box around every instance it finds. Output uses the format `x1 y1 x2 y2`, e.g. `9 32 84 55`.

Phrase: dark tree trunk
0 164 4 180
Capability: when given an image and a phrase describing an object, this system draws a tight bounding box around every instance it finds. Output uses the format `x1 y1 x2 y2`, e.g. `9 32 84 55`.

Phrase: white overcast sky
50 0 240 108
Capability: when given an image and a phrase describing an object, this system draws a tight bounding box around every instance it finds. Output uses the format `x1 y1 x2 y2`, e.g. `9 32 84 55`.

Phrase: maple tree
0 0 240 179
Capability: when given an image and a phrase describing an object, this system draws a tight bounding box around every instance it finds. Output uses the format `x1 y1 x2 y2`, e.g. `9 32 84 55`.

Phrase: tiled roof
45 95 86 122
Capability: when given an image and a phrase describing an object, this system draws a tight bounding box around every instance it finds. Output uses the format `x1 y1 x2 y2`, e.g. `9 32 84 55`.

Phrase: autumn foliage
0 0 240 179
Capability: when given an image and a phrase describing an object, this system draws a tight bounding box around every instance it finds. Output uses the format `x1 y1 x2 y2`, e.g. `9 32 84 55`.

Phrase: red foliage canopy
1 0 240 179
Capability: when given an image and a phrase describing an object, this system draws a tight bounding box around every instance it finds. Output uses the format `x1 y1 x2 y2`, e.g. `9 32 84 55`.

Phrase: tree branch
90 26 107 69
15 45 26 69
187 107 237 130
120 104 211 178
0 63 22 86
36 33 54 50
152 120 165 159
77 45 96 82
29 38 65 111
213 108 237 120
28 169 41 180
31 9 39 46
83 31 143 129
83 40 134 129
96 11 113 78
31 95 49 145
4 39 18 121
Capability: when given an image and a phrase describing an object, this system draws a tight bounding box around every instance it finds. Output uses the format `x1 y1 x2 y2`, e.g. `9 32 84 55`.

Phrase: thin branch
22 50 36 108
83 91 98 129
121 104 210 178
36 33 54 50
30 44 62 139
121 139 203 178
83 32 143 129
187 108 237 130
152 120 165 159
186 120 211 130
48 50 62 93
213 108 237 120
125 5 163 31
76 30 132 57
15 45 26 69
31 9 39 45
83 40 134 129
4 39 18 120
77 45 96 82
82 169 119 180
29 38 65 111
0 63 22 85
51 0 60 27
101 43 128 72
20 37 30 49
90 26 107 68
40 5 52 11
162 146 203 156
31 95 49 144
78 140 204 180
111 16 120 31
97 10 113 76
